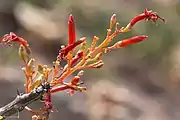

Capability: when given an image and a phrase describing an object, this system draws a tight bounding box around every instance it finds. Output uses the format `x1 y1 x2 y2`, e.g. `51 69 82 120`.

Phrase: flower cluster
0 9 164 120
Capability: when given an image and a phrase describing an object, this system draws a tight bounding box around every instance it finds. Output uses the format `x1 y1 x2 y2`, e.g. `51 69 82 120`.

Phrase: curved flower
127 9 165 29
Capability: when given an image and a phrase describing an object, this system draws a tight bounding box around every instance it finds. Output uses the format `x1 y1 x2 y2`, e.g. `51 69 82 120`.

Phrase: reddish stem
50 85 69 93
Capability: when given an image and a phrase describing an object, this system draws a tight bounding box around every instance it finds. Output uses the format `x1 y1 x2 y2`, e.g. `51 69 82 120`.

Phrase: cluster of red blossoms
0 8 165 120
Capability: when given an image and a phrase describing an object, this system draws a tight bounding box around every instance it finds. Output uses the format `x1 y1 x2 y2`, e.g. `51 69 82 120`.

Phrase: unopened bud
110 14 116 29
71 76 80 85
18 44 31 63
68 14 76 45
91 36 99 51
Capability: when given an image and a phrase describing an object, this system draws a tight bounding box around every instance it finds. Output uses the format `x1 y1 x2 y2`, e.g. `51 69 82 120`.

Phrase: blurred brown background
0 0 180 120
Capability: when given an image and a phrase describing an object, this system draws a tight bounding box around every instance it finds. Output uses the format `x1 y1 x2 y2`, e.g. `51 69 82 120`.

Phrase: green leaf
37 64 44 74
0 115 4 120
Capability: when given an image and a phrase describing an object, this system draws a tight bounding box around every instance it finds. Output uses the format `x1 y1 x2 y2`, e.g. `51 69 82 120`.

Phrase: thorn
17 89 20 95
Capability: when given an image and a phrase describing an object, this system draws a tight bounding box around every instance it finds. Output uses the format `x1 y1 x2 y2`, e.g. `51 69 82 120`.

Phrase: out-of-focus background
0 0 180 120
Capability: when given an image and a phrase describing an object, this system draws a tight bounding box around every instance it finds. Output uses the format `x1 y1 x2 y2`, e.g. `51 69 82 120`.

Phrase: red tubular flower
1 32 28 46
119 35 148 47
57 39 85 59
128 9 165 29
68 14 76 45
1 32 31 54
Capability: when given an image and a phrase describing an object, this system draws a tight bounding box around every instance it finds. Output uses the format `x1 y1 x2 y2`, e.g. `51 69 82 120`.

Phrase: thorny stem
0 85 46 119
0 84 78 119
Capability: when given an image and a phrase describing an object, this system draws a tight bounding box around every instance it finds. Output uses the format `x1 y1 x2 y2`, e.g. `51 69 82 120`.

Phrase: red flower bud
119 35 148 47
68 14 76 45
71 76 80 85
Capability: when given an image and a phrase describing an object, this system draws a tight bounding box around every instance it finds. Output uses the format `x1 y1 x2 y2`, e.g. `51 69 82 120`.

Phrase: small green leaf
37 64 44 74
0 115 4 120
32 80 41 89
